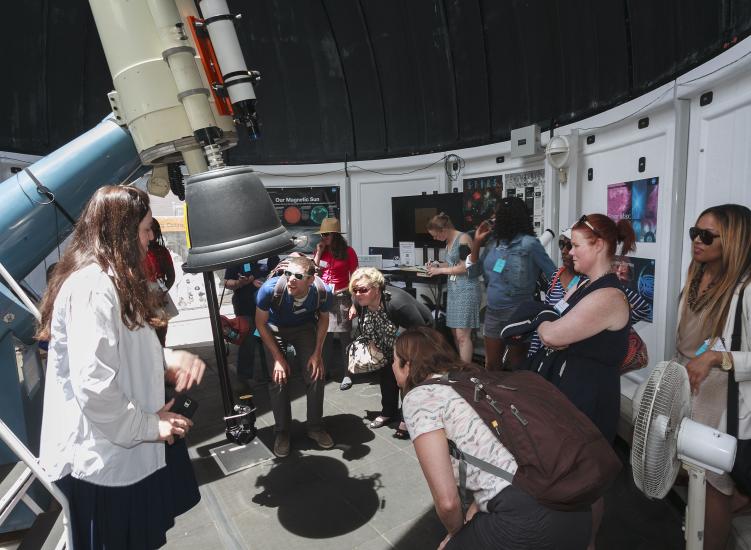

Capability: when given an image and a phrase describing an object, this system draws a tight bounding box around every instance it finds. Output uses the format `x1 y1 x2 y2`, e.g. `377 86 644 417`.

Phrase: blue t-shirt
256 276 333 327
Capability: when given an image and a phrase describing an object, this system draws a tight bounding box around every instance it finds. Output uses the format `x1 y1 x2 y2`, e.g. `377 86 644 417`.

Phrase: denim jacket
469 234 556 310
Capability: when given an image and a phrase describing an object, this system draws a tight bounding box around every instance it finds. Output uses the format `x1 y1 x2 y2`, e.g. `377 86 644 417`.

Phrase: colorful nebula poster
462 174 503 228
612 256 655 323
266 186 341 254
607 177 659 242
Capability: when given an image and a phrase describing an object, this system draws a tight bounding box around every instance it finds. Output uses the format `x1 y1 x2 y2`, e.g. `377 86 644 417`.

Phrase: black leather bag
522 345 568 381
727 285 750 494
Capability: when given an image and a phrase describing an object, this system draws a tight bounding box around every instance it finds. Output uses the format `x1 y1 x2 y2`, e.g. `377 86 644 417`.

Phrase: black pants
447 486 591 550
379 361 401 420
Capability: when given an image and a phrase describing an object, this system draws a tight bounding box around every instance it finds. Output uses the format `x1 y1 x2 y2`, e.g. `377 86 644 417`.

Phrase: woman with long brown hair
675 204 751 550
37 186 205 550
395 327 591 549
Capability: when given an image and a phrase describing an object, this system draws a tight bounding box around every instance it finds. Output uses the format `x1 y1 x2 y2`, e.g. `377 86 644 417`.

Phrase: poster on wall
504 168 545 236
266 186 341 254
462 174 503 228
156 215 222 312
607 177 659 243
612 256 655 323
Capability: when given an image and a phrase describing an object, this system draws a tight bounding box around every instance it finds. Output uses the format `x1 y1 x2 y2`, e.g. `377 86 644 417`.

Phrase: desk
381 268 447 322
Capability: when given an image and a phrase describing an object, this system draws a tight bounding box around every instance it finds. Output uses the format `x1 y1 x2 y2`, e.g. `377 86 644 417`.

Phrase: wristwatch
720 351 733 372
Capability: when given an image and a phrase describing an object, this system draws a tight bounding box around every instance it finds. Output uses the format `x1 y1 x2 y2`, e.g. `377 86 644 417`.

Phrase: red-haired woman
536 213 635 549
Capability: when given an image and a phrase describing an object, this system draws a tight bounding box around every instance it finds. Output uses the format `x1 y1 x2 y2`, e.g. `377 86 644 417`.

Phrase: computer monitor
391 192 465 247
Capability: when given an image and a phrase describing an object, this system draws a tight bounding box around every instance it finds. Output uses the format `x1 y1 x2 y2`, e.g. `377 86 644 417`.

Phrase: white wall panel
576 106 678 364
353 176 440 251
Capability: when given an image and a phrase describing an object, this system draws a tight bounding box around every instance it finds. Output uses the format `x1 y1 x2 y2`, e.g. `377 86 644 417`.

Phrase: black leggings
379 360 401 421
447 486 591 550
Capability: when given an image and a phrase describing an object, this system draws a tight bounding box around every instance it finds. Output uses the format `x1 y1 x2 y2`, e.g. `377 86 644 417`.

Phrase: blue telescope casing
0 117 142 281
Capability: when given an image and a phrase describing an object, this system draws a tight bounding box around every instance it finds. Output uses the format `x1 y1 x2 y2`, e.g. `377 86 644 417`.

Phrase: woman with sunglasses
468 197 556 370
674 204 751 550
313 218 359 390
348 267 433 438
527 227 651 357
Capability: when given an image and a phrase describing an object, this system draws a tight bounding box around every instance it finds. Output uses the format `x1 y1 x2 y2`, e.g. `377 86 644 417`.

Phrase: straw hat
315 217 345 234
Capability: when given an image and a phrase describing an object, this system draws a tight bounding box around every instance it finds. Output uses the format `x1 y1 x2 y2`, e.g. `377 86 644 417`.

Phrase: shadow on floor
252 454 383 539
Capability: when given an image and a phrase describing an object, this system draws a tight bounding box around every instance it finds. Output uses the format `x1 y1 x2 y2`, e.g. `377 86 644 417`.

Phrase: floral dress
359 306 397 363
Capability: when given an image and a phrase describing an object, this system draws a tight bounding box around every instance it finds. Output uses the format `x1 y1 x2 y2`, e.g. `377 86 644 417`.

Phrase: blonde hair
349 267 385 293
426 212 454 232
680 204 751 339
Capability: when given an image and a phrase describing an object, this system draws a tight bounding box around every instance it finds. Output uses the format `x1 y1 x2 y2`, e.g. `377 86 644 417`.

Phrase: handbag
346 335 387 374
620 328 649 375
727 285 750 494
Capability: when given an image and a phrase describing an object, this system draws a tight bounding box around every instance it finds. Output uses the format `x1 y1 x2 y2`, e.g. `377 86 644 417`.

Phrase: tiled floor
163 342 684 550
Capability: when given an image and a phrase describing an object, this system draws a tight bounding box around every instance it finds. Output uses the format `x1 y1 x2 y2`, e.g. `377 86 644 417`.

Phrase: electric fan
631 360 737 549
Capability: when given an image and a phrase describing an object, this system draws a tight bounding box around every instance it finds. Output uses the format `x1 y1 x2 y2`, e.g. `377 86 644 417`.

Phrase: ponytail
616 219 636 256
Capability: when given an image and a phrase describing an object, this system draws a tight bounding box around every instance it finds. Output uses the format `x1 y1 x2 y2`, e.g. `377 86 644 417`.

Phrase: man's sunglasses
352 286 371 295
689 226 721 245
558 238 572 251
284 270 309 280
577 215 602 238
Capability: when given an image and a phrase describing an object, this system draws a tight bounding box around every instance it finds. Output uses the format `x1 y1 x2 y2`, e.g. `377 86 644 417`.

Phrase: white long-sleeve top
40 263 165 486
678 282 751 438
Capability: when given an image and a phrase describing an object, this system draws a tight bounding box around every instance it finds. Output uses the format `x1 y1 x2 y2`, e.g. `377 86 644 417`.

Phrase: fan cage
631 361 691 499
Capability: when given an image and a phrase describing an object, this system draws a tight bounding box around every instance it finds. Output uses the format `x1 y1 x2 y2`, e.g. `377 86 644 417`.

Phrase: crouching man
255 256 334 458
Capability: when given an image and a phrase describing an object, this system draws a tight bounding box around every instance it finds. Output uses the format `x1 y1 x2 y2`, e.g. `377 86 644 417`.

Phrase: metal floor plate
210 438 275 476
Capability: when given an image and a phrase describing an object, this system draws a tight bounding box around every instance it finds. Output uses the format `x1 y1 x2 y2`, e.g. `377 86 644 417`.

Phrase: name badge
554 300 569 314
695 338 727 356
243 263 251 272
566 275 581 291
493 258 506 273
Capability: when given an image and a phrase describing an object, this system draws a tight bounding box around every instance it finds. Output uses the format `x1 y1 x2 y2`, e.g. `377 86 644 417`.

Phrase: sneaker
307 428 334 449
340 376 353 391
273 432 290 458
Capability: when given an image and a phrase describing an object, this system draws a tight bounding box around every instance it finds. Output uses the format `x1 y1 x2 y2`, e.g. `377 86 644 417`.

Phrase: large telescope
0 0 295 451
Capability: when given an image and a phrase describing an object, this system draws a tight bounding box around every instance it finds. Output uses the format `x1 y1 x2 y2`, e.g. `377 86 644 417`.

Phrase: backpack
418 369 621 511
271 274 329 311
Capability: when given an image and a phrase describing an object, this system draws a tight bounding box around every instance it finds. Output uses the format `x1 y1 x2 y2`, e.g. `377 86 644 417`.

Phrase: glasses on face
689 226 721 246
577 215 602 238
558 238 572 251
284 270 307 280
320 232 332 237
352 286 371 295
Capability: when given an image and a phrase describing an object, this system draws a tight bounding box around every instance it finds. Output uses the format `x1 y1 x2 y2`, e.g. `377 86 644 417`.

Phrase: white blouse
40 264 166 486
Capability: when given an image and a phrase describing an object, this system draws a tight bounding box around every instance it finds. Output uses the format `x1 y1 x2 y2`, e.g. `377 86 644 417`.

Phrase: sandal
393 422 410 440
369 416 391 429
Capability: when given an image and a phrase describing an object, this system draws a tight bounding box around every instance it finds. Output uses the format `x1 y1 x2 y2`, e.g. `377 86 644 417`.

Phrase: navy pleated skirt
56 439 201 550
